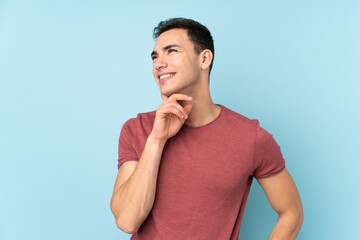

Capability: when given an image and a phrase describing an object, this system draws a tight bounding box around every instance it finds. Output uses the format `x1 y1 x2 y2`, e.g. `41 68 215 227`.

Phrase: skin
111 28 303 238
258 169 304 239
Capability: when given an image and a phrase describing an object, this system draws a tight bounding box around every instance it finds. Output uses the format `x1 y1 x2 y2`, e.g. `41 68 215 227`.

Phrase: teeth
159 74 174 80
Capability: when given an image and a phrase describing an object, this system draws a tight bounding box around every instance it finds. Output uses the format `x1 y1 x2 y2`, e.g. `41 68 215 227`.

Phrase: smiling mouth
159 73 175 83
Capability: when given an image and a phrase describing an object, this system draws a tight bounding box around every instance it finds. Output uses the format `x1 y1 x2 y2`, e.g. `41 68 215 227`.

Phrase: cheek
169 54 184 67
152 69 159 85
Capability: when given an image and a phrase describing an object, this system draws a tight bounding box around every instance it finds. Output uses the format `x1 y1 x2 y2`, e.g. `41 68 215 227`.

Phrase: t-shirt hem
254 164 286 179
117 158 139 169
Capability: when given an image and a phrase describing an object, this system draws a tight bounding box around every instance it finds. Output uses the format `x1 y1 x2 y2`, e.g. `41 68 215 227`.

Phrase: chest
157 126 254 198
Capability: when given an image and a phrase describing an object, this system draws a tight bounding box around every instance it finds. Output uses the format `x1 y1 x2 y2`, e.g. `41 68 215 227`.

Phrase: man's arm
110 94 193 234
110 135 166 234
257 168 303 240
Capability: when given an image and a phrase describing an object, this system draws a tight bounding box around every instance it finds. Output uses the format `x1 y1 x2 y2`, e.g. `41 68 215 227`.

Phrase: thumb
183 101 193 115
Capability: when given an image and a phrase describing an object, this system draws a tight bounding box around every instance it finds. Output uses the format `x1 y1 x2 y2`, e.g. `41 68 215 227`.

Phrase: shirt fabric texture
117 104 285 240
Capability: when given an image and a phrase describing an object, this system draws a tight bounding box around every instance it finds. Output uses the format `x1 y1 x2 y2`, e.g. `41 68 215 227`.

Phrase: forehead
153 28 192 50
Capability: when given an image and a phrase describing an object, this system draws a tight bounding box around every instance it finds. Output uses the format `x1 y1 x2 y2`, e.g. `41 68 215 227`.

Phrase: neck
178 77 221 128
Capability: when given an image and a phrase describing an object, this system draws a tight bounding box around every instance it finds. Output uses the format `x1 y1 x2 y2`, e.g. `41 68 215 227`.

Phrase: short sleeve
117 119 139 168
252 121 285 179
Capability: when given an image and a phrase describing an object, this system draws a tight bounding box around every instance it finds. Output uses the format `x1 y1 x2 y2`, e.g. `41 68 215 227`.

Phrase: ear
200 49 213 71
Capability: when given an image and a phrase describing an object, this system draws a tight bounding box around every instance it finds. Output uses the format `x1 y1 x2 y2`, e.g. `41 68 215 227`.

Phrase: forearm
268 209 304 240
111 134 166 233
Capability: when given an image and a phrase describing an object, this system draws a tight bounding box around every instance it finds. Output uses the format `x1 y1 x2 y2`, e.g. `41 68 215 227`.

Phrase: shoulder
220 104 259 131
219 105 280 152
122 109 156 134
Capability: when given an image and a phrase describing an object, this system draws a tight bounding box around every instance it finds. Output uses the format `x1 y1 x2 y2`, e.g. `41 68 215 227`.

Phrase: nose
153 54 168 70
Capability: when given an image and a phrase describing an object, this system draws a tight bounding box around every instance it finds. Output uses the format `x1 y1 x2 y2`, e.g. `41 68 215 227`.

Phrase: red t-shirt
118 104 285 240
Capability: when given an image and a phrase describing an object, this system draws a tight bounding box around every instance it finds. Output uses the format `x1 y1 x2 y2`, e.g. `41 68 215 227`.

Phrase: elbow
115 216 139 234
110 198 145 234
298 205 304 228
294 199 304 228
287 204 304 233
286 198 304 228
288 203 304 228
110 202 135 234
278 203 304 230
110 204 141 234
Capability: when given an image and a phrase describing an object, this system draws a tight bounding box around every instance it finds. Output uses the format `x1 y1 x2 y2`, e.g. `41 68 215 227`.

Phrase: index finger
168 93 192 102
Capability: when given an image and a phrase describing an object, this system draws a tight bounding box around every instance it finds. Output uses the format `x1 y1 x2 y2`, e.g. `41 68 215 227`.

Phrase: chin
160 87 177 98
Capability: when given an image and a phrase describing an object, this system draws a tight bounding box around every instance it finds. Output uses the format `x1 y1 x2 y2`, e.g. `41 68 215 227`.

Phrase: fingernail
188 96 192 99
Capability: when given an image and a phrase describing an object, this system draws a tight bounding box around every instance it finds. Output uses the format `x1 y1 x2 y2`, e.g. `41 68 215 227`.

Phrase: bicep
257 168 302 214
113 160 138 194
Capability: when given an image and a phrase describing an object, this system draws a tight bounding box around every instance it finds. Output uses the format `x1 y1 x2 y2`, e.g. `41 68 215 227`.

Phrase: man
110 18 303 240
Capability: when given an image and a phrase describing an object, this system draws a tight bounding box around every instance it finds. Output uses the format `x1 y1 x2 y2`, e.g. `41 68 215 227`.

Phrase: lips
158 72 176 84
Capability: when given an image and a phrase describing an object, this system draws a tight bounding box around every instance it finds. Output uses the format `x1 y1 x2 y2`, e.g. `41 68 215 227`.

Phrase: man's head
153 18 214 73
151 18 214 97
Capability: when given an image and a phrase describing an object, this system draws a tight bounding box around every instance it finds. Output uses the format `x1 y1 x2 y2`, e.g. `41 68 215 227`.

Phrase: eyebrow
151 44 181 58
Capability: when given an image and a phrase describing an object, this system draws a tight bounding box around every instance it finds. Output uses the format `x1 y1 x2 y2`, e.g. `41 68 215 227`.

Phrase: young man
111 18 303 240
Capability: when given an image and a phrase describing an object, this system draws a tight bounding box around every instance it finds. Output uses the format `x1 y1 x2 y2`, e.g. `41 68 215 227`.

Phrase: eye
168 48 177 53
151 55 158 61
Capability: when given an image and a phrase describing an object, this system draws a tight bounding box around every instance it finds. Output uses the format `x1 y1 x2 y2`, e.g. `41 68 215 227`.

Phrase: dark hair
153 17 215 74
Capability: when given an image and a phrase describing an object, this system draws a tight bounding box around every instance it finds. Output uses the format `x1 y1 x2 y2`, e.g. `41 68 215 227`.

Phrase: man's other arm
110 135 166 234
257 168 304 240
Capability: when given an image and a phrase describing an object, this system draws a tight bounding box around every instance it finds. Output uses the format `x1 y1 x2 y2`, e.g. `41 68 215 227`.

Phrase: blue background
1 0 359 239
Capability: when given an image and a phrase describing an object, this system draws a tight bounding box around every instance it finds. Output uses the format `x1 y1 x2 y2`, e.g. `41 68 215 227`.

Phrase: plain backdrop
1 0 359 239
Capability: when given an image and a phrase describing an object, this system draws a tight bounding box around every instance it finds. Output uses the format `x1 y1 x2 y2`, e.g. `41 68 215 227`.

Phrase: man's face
151 28 202 97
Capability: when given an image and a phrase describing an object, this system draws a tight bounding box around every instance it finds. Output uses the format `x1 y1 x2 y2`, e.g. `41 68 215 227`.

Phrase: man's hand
150 93 193 142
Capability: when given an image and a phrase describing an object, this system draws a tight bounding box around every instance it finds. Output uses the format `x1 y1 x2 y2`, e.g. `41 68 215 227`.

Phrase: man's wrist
147 133 167 148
